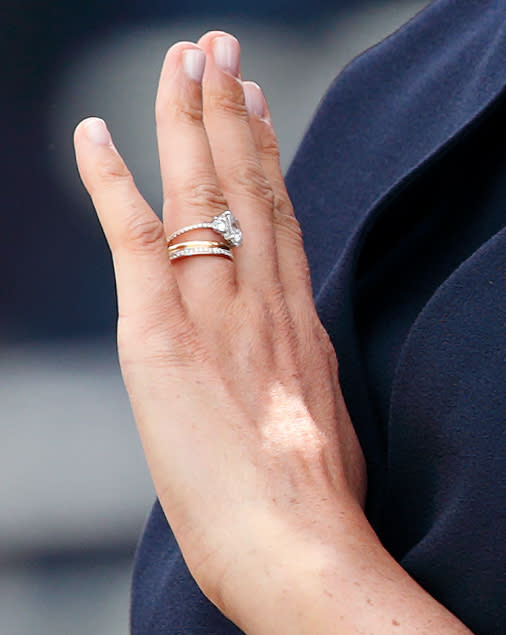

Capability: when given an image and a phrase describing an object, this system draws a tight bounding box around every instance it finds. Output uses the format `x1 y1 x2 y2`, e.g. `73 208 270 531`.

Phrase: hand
74 32 468 634
74 26 365 613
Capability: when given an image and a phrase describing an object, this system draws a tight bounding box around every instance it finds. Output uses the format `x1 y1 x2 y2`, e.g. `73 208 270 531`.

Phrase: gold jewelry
168 240 233 262
167 240 228 253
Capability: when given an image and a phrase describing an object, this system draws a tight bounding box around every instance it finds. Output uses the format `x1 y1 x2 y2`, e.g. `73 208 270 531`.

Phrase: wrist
217 495 372 631
218 500 471 634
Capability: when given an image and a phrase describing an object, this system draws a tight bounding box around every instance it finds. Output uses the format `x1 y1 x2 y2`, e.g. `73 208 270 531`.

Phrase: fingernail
213 35 240 77
243 82 266 118
183 48 206 83
85 118 112 145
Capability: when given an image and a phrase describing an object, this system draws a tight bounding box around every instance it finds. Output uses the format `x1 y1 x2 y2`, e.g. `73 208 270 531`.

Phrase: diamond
212 210 242 247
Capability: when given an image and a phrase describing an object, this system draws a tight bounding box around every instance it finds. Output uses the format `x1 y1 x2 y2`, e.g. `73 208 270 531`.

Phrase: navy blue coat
131 1 506 632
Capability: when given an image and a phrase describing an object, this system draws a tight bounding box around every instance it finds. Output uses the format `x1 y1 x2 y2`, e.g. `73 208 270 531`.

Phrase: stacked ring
168 240 233 262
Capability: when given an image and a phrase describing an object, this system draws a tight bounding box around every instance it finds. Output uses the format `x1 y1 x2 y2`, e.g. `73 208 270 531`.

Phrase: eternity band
168 240 234 262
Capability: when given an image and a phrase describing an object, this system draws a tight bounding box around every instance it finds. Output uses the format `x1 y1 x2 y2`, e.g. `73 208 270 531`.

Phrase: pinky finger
73 117 185 336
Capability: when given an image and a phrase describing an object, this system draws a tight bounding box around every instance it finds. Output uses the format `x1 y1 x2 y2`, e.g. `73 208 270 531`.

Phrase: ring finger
197 31 279 291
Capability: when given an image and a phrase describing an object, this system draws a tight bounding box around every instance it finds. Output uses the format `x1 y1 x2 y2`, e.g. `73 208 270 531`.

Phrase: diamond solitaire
210 211 243 247
167 210 243 248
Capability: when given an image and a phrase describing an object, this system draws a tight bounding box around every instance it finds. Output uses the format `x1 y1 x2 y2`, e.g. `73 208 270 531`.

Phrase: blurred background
2 0 429 632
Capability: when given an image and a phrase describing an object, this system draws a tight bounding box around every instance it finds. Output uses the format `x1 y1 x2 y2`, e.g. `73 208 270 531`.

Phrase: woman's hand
74 32 470 634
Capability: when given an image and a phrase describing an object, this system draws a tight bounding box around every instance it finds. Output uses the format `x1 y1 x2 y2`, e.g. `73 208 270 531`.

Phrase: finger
73 117 186 346
197 31 280 291
242 84 337 430
156 42 236 302
242 81 314 310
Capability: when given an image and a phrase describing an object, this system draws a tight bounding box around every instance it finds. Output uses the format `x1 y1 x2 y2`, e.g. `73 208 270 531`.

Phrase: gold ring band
168 240 229 253
168 240 234 262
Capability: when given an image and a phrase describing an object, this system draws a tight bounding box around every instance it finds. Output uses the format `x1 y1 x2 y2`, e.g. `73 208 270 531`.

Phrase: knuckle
177 178 227 211
156 97 204 127
95 155 132 185
121 213 165 251
260 128 281 160
273 195 303 244
314 322 338 369
208 90 249 120
174 101 205 126
233 159 274 205
118 306 207 358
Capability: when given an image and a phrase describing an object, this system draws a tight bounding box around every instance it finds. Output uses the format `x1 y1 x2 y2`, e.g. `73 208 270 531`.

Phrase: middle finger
197 31 280 291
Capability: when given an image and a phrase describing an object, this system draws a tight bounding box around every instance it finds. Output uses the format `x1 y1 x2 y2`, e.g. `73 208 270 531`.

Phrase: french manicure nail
213 35 240 77
85 118 112 145
183 48 206 83
244 82 266 118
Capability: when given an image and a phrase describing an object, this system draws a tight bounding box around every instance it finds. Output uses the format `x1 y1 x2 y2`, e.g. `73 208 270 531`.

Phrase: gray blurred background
2 1 429 633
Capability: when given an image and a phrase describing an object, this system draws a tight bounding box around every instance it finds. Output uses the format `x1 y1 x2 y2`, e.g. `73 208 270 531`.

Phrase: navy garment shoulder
131 1 506 633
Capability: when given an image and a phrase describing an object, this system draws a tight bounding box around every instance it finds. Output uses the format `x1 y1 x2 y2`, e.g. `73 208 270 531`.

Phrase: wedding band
167 210 243 248
167 240 227 253
168 240 234 262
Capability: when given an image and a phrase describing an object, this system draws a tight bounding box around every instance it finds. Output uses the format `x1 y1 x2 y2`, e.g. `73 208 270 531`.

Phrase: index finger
73 117 185 335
